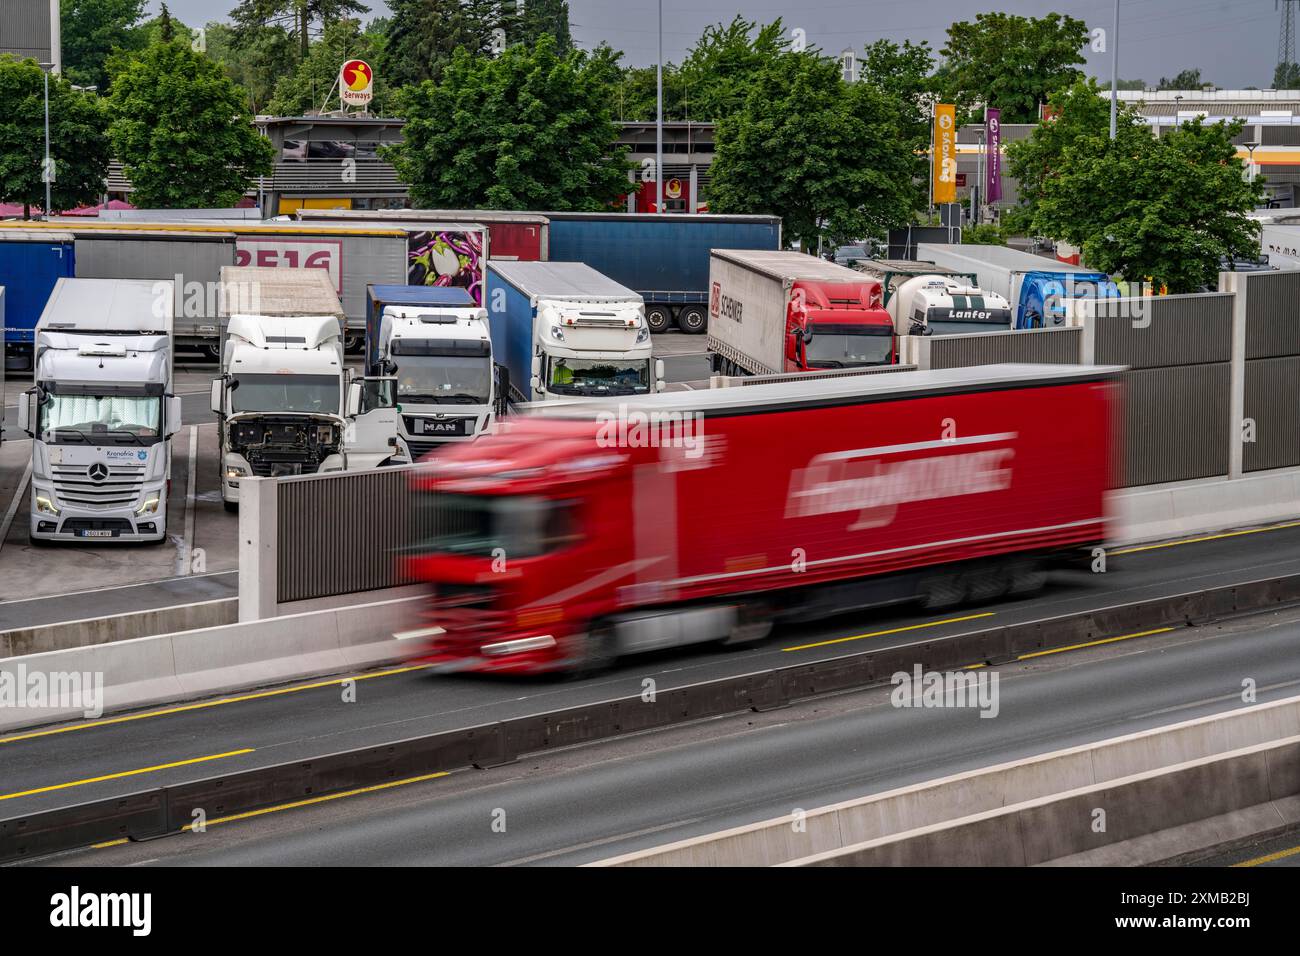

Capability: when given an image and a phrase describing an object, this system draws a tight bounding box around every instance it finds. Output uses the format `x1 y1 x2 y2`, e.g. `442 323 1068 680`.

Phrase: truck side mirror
531 355 542 379
18 389 35 436
655 358 666 390
165 396 183 438
346 379 363 417
210 378 223 415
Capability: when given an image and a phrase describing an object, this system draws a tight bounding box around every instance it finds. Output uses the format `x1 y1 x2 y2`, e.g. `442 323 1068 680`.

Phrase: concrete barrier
0 595 422 733
1112 466 1300 545
591 695 1300 867
788 737 1300 866
0 599 237 658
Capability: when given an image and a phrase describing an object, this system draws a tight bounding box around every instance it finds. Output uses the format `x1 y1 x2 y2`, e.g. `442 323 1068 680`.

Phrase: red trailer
404 364 1120 674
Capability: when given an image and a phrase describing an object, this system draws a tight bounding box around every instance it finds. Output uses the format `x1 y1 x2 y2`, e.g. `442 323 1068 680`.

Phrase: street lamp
1109 0 1120 140
656 0 663 215
1244 141 1260 181
39 62 54 220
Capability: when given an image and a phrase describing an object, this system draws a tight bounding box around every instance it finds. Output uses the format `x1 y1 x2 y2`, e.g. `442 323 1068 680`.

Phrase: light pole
1109 0 1120 140
656 0 663 214
40 62 54 220
1244 141 1260 181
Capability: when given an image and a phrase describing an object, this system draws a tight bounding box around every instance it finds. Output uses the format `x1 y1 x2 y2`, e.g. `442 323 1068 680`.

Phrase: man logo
88 463 109 482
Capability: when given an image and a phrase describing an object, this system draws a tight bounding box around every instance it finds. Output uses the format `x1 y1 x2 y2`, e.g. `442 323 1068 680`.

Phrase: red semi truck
707 249 896 376
404 364 1120 674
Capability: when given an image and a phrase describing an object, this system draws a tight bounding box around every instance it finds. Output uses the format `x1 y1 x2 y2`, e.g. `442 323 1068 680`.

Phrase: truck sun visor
392 339 491 358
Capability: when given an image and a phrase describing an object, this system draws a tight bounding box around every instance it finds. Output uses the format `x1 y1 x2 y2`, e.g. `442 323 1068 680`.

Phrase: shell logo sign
340 59 374 107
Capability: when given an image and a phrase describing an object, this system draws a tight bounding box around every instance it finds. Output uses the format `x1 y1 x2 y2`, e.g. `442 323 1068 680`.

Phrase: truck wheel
1007 559 1047 596
677 306 708 334
201 343 220 362
344 335 363 354
568 626 618 679
645 306 672 334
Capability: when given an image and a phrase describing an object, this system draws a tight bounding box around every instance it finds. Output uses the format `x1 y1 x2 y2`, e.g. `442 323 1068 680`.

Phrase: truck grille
406 436 450 460
431 583 507 641
51 463 146 508
247 454 321 478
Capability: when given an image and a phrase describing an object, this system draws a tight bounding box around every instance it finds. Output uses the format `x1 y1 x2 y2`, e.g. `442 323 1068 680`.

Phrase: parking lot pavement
0 420 237 607
652 330 709 357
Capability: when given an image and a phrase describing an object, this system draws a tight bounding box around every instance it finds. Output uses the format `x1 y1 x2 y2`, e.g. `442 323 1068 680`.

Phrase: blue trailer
542 213 781 334
365 284 478 376
0 231 76 371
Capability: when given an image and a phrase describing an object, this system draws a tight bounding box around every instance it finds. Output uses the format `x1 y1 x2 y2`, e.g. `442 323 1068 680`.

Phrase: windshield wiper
50 427 93 443
108 429 148 445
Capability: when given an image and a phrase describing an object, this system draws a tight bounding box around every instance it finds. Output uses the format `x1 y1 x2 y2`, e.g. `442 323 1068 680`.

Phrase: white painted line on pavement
0 459 33 556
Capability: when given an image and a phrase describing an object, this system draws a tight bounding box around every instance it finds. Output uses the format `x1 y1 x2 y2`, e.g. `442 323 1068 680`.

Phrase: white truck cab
19 278 182 544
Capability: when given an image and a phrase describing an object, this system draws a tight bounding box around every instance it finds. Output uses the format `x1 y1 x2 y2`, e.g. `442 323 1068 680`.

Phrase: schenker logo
710 282 743 322
50 886 151 936
786 433 1016 529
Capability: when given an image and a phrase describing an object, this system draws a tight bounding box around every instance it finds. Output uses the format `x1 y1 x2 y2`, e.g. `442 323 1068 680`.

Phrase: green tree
202 22 298 113
231 0 371 58
677 16 791 121
1005 78 1145 230
0 56 112 217
939 12 1090 123
382 0 498 89
107 41 274 207
862 38 935 202
1274 62 1300 88
611 63 685 121
505 0 572 53
61 0 147 89
709 49 918 249
1157 69 1207 90
1032 118 1263 292
267 19 388 114
385 35 628 210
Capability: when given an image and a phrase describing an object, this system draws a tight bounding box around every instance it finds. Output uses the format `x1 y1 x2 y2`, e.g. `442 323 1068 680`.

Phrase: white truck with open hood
19 278 182 544
211 267 396 510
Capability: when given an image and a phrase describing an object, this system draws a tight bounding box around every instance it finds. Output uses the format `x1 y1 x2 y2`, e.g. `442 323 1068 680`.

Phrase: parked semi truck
543 212 782 334
361 284 501 461
916 243 1120 330
212 266 392 509
850 258 1011 335
706 249 896 376
486 261 663 403
17 278 182 544
403 363 1119 674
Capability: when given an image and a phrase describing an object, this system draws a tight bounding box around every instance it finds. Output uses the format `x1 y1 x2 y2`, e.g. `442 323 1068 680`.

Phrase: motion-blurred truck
404 364 1119 673
706 250 896 376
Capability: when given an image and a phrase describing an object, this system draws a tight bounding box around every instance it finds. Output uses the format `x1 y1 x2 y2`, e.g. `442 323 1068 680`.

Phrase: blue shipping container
0 239 75 366
544 215 780 310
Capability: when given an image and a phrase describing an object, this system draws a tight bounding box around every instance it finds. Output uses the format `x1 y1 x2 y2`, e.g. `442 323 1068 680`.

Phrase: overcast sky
161 0 1278 89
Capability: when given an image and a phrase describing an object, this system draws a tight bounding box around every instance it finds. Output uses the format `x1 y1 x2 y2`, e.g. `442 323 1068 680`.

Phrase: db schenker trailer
404 363 1120 674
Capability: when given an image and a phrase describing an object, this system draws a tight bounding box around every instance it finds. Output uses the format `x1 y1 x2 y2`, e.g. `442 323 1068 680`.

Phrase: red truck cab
786 279 894 371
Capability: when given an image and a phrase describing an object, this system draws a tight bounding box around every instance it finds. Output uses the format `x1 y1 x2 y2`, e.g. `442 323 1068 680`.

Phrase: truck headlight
136 494 161 516
35 495 60 516
636 326 650 344
549 326 565 342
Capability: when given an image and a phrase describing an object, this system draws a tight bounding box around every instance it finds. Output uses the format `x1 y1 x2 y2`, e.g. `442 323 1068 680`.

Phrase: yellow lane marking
93 769 452 850
1016 627 1175 661
783 612 995 652
1233 843 1300 867
1113 520 1300 556
0 749 254 802
0 665 430 746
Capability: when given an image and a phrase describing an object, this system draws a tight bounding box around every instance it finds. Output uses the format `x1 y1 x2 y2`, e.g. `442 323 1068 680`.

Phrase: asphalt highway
36 588 1300 866
4 519 1300 843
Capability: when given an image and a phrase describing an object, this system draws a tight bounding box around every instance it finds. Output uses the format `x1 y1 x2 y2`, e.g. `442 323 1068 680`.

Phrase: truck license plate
78 529 115 538
419 419 466 436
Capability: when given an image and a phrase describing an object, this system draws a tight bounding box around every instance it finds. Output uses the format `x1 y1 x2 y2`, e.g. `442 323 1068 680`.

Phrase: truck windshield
396 355 491 405
805 326 893 367
38 393 162 445
231 374 340 415
410 492 580 558
548 357 650 396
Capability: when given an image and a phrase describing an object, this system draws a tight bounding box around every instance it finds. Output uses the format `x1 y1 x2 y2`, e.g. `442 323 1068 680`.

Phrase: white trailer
18 278 182 544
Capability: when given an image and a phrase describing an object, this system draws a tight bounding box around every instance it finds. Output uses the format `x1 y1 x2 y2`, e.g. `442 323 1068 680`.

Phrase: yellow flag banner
933 103 957 204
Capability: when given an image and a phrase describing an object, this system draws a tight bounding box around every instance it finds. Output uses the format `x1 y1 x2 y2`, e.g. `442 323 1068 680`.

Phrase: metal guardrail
7 571 1300 862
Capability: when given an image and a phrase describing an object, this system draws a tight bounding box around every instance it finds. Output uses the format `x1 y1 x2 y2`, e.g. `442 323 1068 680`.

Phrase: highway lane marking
0 568 235 608
0 664 431 745
1233 843 1300 867
0 748 254 801
1131 678 1300 721
782 612 995 652
0 459 32 556
1015 627 1176 660
499 818 707 866
93 769 453 848
1113 519 1300 556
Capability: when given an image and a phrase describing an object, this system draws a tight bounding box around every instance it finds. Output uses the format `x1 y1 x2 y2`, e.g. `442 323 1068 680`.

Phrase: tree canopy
107 41 274 207
267 18 388 115
385 35 629 210
60 0 147 90
0 56 112 216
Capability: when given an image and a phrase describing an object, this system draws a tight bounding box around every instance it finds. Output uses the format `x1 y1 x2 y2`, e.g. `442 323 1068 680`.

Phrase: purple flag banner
985 108 1002 203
